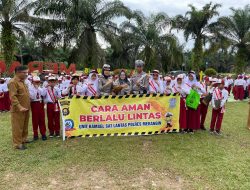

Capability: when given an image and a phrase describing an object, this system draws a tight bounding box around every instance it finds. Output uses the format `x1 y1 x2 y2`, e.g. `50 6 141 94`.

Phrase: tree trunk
235 43 248 74
1 21 16 70
192 37 203 72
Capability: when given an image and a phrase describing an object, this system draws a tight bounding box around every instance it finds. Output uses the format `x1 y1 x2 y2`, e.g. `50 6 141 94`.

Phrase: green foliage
0 0 36 68
172 2 221 71
205 68 217 76
1 21 16 67
120 11 184 72
0 102 249 189
217 5 250 73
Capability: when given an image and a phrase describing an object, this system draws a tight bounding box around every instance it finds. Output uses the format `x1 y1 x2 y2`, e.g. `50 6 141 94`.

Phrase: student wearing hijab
172 74 190 132
98 64 113 96
185 71 201 133
113 70 131 95
164 76 173 96
82 70 100 97
148 70 164 94
234 75 246 100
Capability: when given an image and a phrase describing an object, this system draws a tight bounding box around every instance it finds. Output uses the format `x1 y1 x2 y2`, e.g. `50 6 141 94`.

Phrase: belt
47 102 56 104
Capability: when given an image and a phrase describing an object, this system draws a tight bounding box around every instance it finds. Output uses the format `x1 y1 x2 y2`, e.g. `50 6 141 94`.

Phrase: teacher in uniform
8 66 31 150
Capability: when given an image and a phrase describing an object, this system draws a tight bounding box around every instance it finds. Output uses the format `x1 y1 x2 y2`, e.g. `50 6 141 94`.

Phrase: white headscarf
184 73 198 87
84 72 99 96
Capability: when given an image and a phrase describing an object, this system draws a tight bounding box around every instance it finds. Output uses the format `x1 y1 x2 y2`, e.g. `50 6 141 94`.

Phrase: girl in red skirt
172 74 190 133
234 75 246 100
185 71 202 134
0 78 11 112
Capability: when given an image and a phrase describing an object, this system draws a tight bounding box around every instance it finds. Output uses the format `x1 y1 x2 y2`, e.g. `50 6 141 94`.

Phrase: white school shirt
164 83 173 95
0 82 8 92
42 87 61 103
56 83 67 93
62 84 84 96
149 79 164 94
247 79 250 86
43 81 48 88
211 87 228 111
234 79 246 86
172 83 190 98
29 85 44 102
82 82 99 96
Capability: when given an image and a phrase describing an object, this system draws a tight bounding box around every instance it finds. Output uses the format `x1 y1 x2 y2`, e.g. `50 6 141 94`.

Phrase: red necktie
74 86 77 94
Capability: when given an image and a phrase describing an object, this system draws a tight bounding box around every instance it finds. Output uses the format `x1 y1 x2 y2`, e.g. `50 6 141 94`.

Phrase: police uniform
130 60 149 94
98 64 113 96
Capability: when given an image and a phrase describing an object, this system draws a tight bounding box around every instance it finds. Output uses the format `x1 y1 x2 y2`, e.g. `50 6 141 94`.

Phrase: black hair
119 70 129 84
71 76 79 81
15 66 28 73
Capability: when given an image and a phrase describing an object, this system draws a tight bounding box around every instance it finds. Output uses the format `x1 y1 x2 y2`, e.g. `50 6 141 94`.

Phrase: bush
204 68 217 76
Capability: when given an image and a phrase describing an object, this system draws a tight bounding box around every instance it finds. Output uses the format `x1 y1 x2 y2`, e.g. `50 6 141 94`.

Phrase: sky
98 0 249 50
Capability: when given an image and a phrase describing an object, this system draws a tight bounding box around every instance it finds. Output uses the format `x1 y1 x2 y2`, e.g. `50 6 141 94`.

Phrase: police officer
98 64 113 96
130 60 149 94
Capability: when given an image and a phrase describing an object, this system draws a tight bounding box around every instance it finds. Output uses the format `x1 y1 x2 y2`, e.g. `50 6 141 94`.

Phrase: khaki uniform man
98 64 113 96
8 66 31 150
130 60 149 94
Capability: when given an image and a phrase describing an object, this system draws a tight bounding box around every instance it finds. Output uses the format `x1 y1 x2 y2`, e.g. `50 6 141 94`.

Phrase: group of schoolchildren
0 60 249 140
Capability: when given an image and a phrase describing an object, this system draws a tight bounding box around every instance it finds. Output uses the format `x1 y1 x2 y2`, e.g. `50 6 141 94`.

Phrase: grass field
0 102 249 190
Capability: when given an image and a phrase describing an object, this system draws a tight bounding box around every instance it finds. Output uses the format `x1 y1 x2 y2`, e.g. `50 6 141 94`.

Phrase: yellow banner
59 95 180 139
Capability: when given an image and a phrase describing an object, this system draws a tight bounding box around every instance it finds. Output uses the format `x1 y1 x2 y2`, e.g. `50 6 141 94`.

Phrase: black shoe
200 127 206 131
49 134 54 138
55 133 60 138
42 136 47 141
33 136 39 141
214 131 222 136
188 129 194 134
15 144 27 150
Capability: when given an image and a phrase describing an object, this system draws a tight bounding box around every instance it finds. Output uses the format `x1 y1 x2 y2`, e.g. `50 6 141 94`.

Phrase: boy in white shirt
210 79 228 135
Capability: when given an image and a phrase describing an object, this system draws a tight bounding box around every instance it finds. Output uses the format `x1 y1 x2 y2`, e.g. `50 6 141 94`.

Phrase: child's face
72 79 79 85
48 80 56 87
205 81 211 86
177 79 182 85
219 83 224 89
188 74 194 81
91 74 97 80
153 73 158 80
120 72 126 80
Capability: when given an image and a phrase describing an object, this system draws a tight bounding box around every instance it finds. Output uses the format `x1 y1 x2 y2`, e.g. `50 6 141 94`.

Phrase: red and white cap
33 76 40 82
48 76 56 81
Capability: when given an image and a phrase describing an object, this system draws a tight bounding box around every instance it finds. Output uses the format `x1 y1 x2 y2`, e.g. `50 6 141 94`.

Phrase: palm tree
172 2 221 71
216 5 250 73
121 11 183 72
35 0 131 69
0 0 36 68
